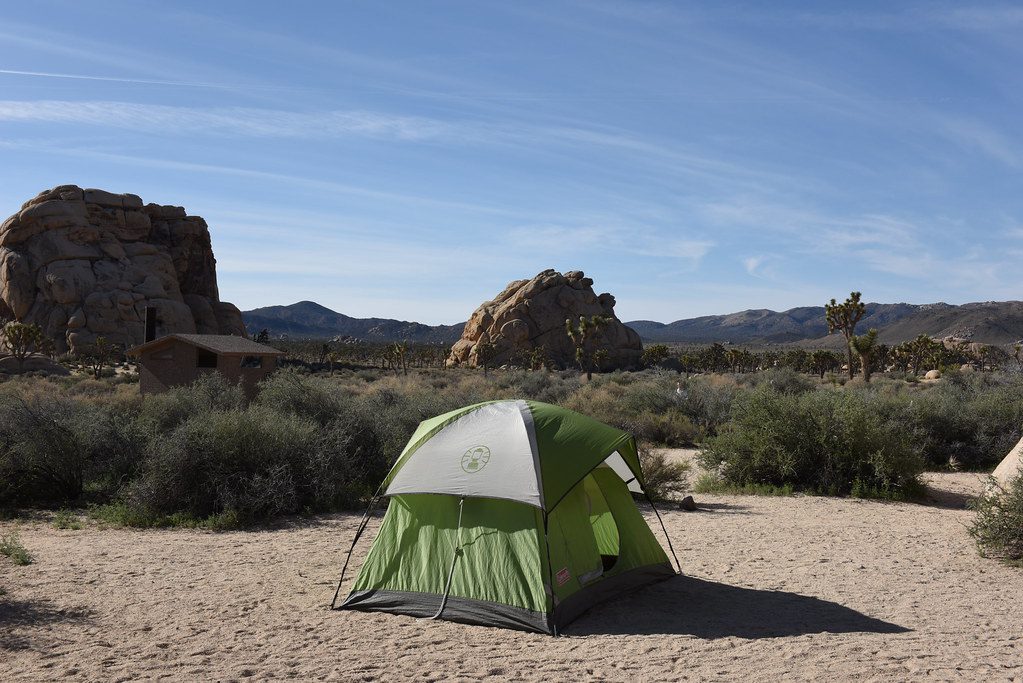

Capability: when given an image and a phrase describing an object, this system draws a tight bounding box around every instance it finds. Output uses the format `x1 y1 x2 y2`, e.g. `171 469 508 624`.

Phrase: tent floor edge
338 589 552 635
553 562 676 632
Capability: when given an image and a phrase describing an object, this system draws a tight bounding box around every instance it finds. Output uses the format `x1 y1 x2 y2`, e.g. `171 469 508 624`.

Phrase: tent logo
461 445 491 474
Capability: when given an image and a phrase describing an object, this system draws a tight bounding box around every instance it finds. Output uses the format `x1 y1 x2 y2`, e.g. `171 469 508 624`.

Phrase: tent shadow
690 502 754 515
919 485 977 510
567 575 910 638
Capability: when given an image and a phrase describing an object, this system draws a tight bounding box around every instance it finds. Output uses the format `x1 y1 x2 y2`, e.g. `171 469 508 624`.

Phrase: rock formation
447 269 642 370
0 185 244 354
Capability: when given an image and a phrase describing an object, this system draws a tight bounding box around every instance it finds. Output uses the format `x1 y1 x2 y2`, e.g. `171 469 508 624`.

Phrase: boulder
0 353 70 376
0 185 246 354
925 369 942 380
446 269 642 370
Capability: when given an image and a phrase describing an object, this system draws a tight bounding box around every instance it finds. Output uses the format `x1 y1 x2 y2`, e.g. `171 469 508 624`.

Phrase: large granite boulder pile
0 185 244 354
447 269 642 370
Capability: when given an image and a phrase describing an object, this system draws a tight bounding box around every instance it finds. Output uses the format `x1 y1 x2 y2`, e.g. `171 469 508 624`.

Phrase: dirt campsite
2 451 1020 682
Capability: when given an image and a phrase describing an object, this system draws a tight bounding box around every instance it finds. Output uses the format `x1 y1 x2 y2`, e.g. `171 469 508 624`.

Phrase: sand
2 458 1021 682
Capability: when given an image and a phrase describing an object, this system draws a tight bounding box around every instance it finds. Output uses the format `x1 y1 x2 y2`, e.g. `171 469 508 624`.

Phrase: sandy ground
2 454 1021 682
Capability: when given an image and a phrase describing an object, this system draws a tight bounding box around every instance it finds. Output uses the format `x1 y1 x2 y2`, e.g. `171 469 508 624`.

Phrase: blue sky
1 1 1020 324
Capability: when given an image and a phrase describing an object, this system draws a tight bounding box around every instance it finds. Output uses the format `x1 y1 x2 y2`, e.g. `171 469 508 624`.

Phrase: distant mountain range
242 300 1023 346
242 301 464 344
628 301 1023 346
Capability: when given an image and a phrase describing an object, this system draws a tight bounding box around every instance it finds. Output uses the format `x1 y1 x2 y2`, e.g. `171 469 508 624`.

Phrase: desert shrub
135 373 246 433
120 394 390 526
737 367 817 395
563 372 698 446
488 369 579 405
0 394 93 505
0 532 32 565
639 449 690 501
700 386 924 498
970 475 1023 562
122 407 318 524
899 374 1023 470
53 509 83 530
676 374 740 437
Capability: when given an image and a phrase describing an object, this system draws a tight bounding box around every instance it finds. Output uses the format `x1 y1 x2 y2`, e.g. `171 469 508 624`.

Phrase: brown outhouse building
128 334 284 399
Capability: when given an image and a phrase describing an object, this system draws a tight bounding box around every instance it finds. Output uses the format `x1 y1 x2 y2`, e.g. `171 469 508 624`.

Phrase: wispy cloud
0 101 451 141
742 254 782 279
0 100 811 194
930 114 1021 168
700 196 1018 296
0 139 519 217
508 222 713 266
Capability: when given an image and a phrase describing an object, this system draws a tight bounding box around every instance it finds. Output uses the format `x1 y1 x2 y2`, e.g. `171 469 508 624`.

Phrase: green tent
331 399 679 634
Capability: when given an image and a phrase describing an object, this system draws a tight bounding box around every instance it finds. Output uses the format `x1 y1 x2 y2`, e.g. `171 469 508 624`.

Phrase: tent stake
430 497 466 620
644 492 682 574
330 487 383 609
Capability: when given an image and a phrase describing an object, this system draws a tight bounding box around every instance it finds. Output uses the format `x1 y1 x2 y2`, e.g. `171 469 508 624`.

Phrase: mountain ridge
627 301 1023 346
241 300 1023 346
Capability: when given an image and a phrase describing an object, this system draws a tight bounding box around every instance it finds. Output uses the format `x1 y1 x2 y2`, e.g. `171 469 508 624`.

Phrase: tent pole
644 492 682 574
542 512 559 637
430 497 465 620
330 485 383 610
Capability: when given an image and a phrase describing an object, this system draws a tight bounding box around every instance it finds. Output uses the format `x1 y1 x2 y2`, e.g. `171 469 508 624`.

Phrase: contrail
0 68 225 88
0 68 313 92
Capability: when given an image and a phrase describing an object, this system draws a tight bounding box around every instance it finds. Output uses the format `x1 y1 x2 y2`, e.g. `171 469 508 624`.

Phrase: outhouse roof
127 334 284 357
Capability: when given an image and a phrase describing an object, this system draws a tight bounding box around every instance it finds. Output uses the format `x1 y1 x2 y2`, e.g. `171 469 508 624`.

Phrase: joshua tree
850 328 879 382
475 333 497 377
782 348 809 373
255 328 270 344
0 321 44 372
524 344 550 372
566 315 610 380
893 334 941 376
641 344 670 368
825 291 866 380
325 350 339 375
386 340 410 376
81 336 114 380
592 349 610 373
678 352 698 377
808 349 841 378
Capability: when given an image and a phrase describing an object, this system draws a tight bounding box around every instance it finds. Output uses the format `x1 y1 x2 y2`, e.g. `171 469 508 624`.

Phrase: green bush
120 406 373 525
737 367 817 395
969 475 1023 563
135 373 246 433
700 386 924 498
676 374 739 437
900 374 1023 470
53 509 83 530
563 372 700 446
638 449 690 501
0 532 32 565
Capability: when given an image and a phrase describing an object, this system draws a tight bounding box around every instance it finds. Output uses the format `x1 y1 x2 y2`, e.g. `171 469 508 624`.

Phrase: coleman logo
461 445 491 474
556 567 571 586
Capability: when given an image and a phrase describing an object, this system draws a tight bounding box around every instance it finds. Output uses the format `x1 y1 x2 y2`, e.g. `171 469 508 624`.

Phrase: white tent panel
384 400 543 507
604 450 644 493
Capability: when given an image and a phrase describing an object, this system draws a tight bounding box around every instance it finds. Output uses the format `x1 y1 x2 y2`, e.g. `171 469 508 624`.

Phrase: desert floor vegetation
1 467 1020 681
0 531 32 565
0 365 1020 529
969 472 1023 565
